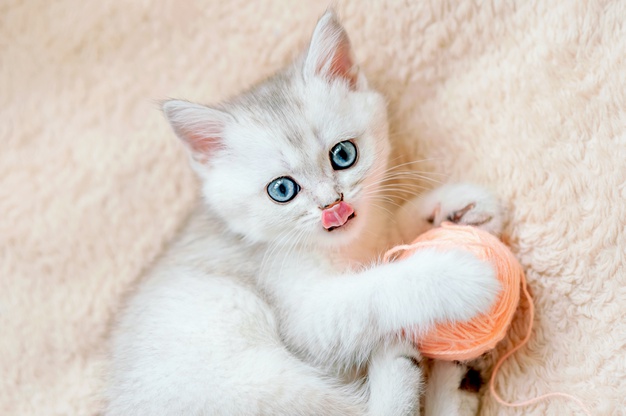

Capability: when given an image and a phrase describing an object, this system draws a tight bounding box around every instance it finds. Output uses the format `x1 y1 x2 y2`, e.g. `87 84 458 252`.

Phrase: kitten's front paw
417 183 504 236
425 361 480 416
429 250 501 322
378 249 501 335
391 249 501 327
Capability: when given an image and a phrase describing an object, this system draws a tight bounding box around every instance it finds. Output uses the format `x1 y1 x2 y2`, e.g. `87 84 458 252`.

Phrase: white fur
424 362 481 416
106 11 504 416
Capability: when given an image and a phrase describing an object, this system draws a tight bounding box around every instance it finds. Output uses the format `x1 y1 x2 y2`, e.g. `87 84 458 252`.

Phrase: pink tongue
322 201 354 229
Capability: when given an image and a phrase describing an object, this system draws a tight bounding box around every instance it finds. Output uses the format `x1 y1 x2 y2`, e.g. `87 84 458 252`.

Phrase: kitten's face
164 11 389 249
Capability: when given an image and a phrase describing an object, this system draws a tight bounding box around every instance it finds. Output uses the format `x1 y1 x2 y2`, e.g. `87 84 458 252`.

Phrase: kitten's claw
407 183 505 238
447 202 493 228
396 183 505 242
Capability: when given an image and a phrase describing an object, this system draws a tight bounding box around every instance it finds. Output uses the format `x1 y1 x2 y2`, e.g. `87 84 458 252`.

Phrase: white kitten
105 11 503 416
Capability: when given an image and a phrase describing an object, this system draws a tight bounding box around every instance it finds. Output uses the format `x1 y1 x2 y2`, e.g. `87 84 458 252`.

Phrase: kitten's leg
424 361 480 416
396 182 505 243
266 247 499 373
106 272 366 416
367 340 423 416
396 183 505 415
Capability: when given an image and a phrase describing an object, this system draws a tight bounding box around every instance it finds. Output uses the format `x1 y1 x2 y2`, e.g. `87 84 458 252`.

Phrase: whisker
363 187 429 197
373 182 433 191
377 172 446 185
381 159 438 172
367 201 395 219
362 172 443 191
366 196 405 209
272 231 299 280
260 228 290 273
379 171 447 180
278 228 306 280
260 227 300 280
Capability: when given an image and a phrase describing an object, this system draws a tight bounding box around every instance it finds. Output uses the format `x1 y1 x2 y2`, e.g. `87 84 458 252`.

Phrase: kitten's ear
304 10 359 89
162 100 232 163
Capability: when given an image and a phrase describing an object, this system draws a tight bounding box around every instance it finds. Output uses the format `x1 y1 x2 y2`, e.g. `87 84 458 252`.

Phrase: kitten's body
107 204 384 415
106 11 503 415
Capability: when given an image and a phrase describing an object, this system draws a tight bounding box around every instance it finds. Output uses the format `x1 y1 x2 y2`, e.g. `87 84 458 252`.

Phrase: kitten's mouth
321 201 356 231
326 212 356 232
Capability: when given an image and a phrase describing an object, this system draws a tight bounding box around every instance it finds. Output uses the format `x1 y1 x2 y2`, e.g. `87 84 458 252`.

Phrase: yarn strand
384 223 592 415
488 274 592 415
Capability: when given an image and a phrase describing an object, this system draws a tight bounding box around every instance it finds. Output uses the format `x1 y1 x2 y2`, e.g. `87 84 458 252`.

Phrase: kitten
105 10 503 416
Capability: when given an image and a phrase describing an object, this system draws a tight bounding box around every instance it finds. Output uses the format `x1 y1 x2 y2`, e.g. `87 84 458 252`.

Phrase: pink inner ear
327 39 358 89
186 131 222 155
164 100 230 163
312 24 358 89
177 121 226 163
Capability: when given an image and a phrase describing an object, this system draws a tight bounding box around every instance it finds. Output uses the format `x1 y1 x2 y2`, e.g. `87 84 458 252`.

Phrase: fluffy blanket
2 1 624 414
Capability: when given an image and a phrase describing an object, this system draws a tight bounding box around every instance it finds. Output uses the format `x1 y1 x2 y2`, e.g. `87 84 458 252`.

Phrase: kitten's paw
409 183 505 237
368 341 422 416
404 249 501 323
385 248 501 330
437 250 501 321
425 361 480 416
378 246 501 336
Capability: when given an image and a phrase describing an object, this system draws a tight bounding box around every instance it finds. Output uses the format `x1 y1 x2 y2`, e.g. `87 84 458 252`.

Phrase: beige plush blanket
2 1 624 414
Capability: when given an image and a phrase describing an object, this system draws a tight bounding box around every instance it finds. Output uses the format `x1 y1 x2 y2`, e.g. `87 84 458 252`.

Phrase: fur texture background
1 0 624 414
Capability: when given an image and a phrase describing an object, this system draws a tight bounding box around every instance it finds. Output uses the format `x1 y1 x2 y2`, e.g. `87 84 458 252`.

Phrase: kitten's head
164 11 389 248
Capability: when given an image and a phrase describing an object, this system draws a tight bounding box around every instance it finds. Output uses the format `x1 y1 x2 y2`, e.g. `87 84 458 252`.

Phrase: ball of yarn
386 222 524 361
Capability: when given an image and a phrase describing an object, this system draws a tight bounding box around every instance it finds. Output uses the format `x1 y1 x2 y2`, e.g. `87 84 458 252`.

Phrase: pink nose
321 201 355 230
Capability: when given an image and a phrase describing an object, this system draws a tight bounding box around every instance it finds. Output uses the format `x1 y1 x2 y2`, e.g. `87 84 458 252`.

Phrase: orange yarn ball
388 222 524 361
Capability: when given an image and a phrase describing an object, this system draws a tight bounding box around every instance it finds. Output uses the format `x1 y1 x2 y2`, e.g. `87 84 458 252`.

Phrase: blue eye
267 176 300 203
330 141 358 170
